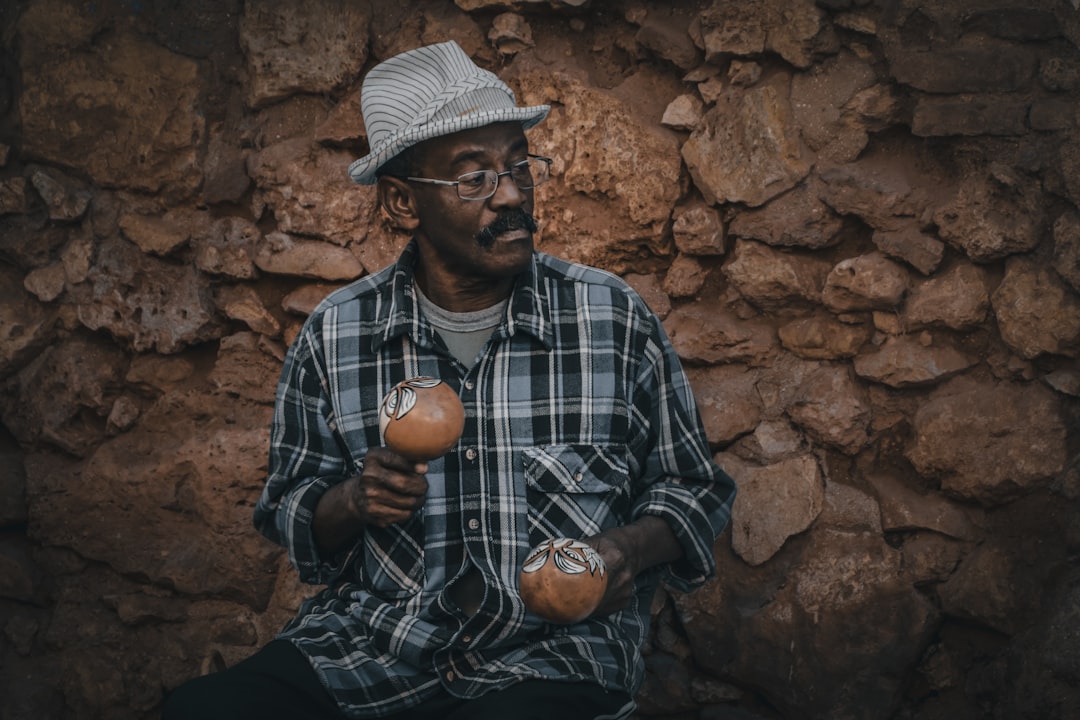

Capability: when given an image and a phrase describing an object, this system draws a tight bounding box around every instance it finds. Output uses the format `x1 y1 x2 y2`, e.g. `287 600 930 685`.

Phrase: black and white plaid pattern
348 41 550 184
254 241 736 717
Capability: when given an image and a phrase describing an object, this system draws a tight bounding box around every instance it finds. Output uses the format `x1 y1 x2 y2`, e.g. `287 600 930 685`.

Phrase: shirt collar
373 239 554 353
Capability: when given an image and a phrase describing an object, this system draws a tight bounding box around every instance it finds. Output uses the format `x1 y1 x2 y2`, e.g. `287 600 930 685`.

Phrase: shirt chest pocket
522 444 633 545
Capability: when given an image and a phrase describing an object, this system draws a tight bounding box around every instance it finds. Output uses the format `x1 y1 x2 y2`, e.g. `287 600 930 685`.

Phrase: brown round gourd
378 377 465 461
519 537 608 624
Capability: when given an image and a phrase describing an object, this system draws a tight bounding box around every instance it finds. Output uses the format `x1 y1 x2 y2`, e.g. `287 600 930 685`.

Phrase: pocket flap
523 444 629 494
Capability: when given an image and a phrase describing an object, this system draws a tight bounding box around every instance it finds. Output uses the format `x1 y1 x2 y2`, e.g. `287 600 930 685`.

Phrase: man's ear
378 177 420 231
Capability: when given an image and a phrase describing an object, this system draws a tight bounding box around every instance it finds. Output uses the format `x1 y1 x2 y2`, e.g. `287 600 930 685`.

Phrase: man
165 40 735 720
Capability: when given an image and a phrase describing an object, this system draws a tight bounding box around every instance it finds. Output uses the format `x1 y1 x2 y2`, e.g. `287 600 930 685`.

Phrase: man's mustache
475 209 538 248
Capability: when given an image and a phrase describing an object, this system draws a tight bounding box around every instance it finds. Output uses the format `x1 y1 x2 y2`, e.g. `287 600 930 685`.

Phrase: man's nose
489 170 527 208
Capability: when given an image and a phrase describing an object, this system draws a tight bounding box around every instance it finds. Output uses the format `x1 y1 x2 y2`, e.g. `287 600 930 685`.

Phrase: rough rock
819 481 882 533
871 225 945 276
209 332 284 404
0 435 28 527
253 232 365 281
238 0 370 108
823 252 909 313
992 255 1080 359
937 545 1030 634
281 283 343 317
728 180 843 250
902 262 990 330
907 376 1067 505
0 537 40 602
790 51 877 163
778 313 871 360
994 568 1080 720
717 452 824 566
214 286 282 338
680 528 939 720
682 73 811 208
911 94 1030 137
248 140 381 248
623 273 672 320
672 203 725 256
513 69 683 272
724 240 831 309
697 0 824 69
868 473 977 540
661 94 704 131
664 302 776 366
1 334 128 456
126 355 196 396
933 165 1045 263
685 365 763 447
202 124 252 205
18 30 203 196
817 154 933 233
193 217 261 280
727 419 806 464
489 13 534 56
900 533 965 587
119 208 209 257
886 36 1037 94
786 363 872 454
25 392 279 607
663 254 709 298
634 5 700 71
0 177 29 216
853 334 976 388
22 263 66 303
28 166 92 222
69 236 225 354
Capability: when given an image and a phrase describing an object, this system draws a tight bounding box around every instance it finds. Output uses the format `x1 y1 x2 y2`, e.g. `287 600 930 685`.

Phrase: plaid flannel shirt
253 241 736 718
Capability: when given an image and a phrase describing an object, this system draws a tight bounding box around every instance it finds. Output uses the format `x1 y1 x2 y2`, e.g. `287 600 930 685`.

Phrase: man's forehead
417 122 529 166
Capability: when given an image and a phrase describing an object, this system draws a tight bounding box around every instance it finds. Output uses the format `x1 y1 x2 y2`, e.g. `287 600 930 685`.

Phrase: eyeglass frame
401 154 553 201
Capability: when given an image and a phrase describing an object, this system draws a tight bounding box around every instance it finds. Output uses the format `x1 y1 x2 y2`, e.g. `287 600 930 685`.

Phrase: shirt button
467 518 480 530
445 670 455 682
465 447 478 461
462 635 472 644
465 379 475 390
574 472 584 483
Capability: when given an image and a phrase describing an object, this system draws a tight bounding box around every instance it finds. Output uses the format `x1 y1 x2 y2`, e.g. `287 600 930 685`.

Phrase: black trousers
162 640 634 720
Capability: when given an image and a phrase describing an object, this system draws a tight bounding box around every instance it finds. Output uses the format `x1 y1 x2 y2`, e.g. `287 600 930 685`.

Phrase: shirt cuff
631 485 719 592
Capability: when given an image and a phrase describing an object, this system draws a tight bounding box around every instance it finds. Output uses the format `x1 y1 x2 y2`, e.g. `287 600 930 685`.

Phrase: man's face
408 122 538 284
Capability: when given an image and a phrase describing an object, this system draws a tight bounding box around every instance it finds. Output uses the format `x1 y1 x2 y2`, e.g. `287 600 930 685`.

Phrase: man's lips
476 209 538 247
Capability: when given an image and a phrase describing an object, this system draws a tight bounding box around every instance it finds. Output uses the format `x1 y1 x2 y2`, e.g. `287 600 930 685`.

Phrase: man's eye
458 172 489 188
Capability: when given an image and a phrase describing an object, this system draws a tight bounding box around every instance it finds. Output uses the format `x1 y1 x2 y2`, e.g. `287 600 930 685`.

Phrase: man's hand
313 447 428 555
346 447 429 528
585 516 683 617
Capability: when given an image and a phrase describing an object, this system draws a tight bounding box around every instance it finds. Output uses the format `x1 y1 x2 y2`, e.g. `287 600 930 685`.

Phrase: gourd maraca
378 377 465 461
519 537 608 624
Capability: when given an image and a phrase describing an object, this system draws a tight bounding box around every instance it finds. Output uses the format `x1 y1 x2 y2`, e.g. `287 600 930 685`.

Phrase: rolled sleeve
630 316 737 592
253 325 360 585
632 476 734 591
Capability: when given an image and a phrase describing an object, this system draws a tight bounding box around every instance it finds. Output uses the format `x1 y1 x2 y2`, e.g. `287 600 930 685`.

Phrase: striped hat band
348 41 550 185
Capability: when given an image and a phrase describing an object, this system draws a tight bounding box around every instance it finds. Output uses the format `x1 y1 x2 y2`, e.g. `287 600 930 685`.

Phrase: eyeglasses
404 155 552 201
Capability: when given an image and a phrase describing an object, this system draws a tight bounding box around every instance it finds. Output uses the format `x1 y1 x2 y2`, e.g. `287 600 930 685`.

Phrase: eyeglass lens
457 158 549 199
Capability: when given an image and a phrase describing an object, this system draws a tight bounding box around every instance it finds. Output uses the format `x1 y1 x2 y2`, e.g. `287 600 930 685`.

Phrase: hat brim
347 104 551 185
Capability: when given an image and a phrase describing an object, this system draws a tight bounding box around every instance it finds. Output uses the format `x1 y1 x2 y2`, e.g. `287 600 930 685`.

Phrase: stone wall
1 1 1079 719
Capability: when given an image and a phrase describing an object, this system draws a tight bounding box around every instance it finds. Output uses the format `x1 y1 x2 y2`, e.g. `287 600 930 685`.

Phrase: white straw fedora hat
347 40 550 185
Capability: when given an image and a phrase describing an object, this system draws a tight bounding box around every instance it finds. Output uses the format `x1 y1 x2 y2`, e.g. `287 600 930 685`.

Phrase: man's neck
414 262 515 313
